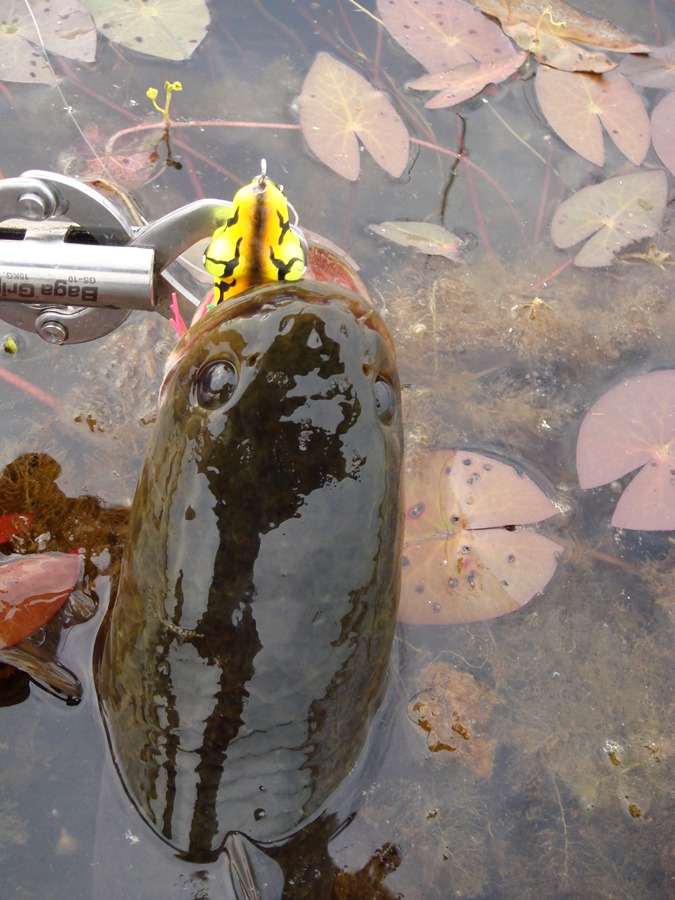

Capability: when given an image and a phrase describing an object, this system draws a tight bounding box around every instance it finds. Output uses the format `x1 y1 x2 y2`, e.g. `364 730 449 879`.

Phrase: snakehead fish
96 279 403 867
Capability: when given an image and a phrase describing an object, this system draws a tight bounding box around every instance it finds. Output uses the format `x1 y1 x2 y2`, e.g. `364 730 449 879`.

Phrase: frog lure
204 160 307 304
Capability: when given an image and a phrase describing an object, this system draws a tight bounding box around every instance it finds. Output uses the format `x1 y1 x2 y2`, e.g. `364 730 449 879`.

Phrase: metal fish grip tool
0 171 232 344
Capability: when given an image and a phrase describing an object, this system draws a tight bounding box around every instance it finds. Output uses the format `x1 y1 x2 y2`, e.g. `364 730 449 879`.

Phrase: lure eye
374 376 396 423
195 360 238 409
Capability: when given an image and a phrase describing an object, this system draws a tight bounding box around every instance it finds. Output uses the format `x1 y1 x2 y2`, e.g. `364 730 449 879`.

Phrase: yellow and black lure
203 160 307 306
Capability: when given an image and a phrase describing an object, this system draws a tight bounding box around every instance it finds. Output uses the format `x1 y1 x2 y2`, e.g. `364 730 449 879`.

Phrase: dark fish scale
96 283 403 863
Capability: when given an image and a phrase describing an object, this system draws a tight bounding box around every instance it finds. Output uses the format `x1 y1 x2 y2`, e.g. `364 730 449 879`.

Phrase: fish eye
374 376 396 423
195 360 238 408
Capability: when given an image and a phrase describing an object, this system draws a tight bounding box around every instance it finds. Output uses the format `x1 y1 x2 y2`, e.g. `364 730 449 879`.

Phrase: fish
95 279 403 881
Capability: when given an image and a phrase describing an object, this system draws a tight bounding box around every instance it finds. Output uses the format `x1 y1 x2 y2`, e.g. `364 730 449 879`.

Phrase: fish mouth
160 281 393 405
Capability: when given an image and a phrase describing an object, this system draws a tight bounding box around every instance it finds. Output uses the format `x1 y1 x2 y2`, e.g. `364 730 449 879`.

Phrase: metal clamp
0 171 232 344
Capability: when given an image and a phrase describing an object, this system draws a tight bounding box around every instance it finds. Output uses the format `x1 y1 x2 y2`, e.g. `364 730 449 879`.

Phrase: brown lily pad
400 450 562 625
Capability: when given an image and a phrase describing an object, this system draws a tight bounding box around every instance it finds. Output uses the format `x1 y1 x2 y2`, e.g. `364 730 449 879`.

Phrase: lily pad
577 370 675 530
377 0 517 70
83 0 209 61
651 91 675 178
550 171 668 268
298 53 409 181
474 0 647 53
0 0 96 84
501 22 614 72
0 552 80 650
409 54 526 108
535 67 650 166
618 45 675 89
400 450 562 625
370 221 465 261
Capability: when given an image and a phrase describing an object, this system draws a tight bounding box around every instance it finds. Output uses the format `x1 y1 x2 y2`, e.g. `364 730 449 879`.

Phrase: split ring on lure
203 160 308 305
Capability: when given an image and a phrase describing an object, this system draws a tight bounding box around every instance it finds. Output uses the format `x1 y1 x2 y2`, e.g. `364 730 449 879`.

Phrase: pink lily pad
535 67 650 166
577 370 675 530
651 91 675 177
298 53 409 181
0 553 81 650
377 0 516 71
618 45 675 89
400 450 563 625
409 53 526 108
550 171 668 267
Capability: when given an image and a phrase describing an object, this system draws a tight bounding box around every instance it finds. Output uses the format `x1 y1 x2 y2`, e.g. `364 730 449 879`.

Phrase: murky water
0 1 673 897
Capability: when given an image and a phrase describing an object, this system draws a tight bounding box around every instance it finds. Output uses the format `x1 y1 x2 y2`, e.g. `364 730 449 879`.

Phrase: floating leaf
0 0 96 84
82 0 209 61
501 22 615 72
0 553 81 650
550 171 668 267
0 513 32 544
535 67 650 166
298 53 409 181
651 91 675 177
400 450 562 625
409 53 526 108
577 370 675 530
377 0 516 71
618 45 675 89
474 0 647 53
370 221 465 261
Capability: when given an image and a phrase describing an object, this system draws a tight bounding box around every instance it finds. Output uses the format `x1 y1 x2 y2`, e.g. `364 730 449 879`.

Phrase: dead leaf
399 450 562 625
535 67 650 166
618 45 675 89
0 0 96 84
502 21 615 72
370 221 465 260
474 0 647 53
0 553 81 650
409 53 526 107
576 370 675 530
550 170 668 267
651 91 675 177
298 53 409 181
408 662 497 776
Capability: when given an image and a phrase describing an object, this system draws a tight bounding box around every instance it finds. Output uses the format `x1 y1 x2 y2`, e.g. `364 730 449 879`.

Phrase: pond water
0 1 673 897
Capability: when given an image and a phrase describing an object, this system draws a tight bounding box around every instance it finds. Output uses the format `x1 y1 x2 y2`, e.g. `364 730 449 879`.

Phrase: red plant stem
533 142 555 247
56 59 140 124
411 137 528 247
372 17 384 84
179 151 206 199
649 0 662 45
343 180 358 250
106 120 301 157
339 0 365 59
0 367 56 408
0 81 25 125
522 256 575 296
171 135 242 184
462 163 493 255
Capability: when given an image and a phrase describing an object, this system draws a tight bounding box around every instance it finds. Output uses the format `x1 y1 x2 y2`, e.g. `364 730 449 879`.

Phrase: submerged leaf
550 171 668 267
535 67 650 166
400 450 562 625
370 221 465 261
618 45 675 89
377 0 516 71
409 54 526 108
83 0 209 61
577 370 675 530
298 53 409 181
651 91 675 177
502 22 614 72
0 553 81 650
